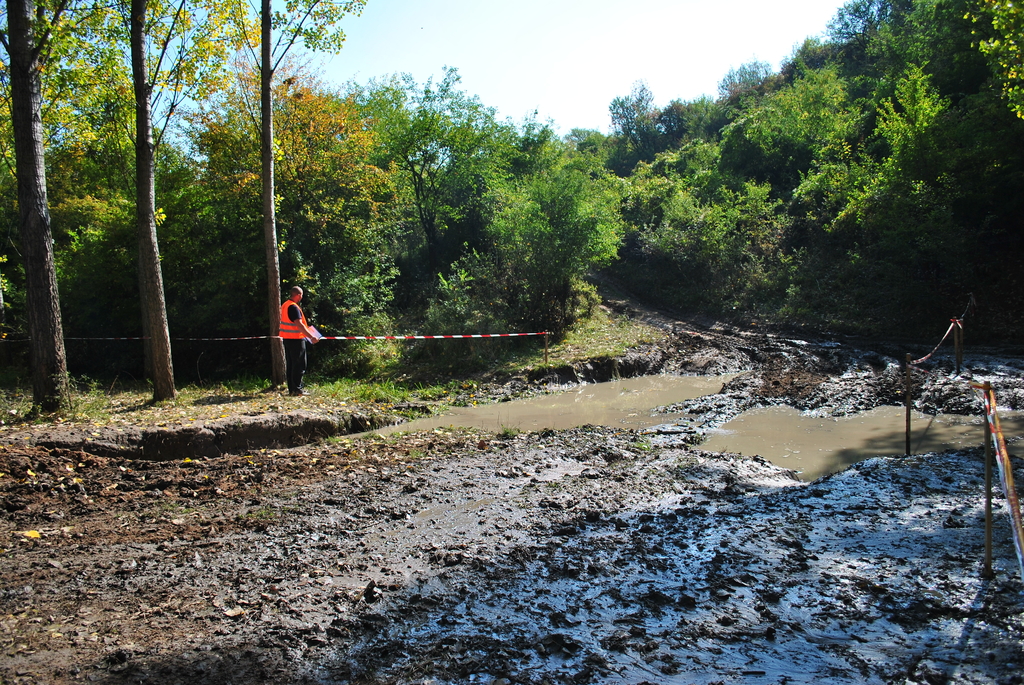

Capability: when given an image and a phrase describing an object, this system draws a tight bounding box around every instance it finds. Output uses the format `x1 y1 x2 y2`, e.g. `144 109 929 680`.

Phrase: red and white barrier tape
172 336 269 341
9 332 549 342
322 332 547 340
911 319 961 365
971 381 1024 583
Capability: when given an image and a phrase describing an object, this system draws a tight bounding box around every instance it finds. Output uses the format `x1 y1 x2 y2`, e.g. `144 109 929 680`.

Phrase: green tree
185 66 395 367
230 0 366 387
483 148 624 333
0 0 73 411
121 0 234 400
362 68 513 277
970 0 1024 118
717 60 777 106
655 96 729 146
609 80 660 169
720 66 858 192
271 74 395 334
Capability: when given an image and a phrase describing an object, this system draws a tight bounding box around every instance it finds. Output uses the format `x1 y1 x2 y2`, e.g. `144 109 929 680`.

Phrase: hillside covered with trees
2 0 1023 408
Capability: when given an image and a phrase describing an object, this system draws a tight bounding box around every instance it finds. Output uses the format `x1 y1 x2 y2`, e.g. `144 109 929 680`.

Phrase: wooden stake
955 322 964 374
984 381 994 579
905 353 912 456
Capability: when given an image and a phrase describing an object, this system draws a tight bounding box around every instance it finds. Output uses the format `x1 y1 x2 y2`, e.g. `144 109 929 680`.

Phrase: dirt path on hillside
3 303 1024 685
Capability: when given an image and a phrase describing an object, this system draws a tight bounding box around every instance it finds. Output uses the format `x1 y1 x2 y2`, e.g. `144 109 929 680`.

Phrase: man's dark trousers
284 338 307 394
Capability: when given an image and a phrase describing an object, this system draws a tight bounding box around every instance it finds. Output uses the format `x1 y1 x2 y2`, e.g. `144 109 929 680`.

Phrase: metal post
544 333 549 366
905 353 912 456
955 322 964 374
983 381 994 579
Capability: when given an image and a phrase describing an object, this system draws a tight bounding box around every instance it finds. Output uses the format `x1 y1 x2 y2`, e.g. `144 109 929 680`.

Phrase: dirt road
3 320 1024 684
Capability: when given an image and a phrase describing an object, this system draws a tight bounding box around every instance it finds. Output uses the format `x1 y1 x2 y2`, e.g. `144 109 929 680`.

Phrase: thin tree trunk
0 265 7 367
6 0 71 412
262 0 285 387
131 0 176 401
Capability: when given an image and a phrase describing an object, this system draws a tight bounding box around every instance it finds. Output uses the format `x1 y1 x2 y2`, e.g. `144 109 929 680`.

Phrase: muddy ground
3 314 1024 685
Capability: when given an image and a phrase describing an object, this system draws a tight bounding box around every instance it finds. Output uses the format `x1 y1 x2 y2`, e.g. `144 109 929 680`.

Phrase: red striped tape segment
911 319 961 366
971 381 1024 583
14 332 549 342
322 332 548 340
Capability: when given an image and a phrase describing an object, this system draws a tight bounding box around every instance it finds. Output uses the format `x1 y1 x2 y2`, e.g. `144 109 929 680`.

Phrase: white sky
321 0 849 134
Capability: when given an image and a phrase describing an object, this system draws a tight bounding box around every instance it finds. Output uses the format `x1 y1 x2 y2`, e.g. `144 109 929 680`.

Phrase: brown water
375 375 736 435
703 406 1024 481
372 375 1024 481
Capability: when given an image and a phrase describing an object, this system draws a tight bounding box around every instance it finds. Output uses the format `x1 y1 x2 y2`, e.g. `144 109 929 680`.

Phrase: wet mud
3 410 388 461
3 316 1024 684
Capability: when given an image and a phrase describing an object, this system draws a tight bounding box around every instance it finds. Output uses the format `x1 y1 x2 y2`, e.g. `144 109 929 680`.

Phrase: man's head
289 286 303 302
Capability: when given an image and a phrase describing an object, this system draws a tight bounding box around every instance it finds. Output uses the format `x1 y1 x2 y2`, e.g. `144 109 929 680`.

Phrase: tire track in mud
327 442 1024 685
13 425 1014 685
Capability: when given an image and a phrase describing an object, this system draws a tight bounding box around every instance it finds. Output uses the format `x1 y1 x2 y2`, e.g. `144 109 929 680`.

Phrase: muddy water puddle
703 405 1024 481
378 374 737 434
374 374 1024 482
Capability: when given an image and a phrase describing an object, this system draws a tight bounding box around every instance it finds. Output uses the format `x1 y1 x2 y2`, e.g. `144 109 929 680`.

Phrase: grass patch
240 507 277 521
315 378 411 405
497 424 521 439
632 437 653 452
549 307 665 364
421 306 665 381
413 381 464 402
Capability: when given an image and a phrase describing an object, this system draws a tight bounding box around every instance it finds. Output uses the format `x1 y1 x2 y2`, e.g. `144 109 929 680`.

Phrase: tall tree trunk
6 0 71 412
131 0 176 401
262 0 285 387
0 265 7 367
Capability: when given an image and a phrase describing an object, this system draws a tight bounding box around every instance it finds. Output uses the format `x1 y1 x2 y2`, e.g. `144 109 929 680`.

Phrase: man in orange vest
280 286 319 396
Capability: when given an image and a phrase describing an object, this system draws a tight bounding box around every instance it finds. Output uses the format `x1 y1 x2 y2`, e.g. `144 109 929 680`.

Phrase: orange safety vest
279 299 308 339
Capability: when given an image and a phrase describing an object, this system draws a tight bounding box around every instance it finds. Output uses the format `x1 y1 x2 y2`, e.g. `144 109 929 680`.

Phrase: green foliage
359 68 515 277
970 0 1024 118
607 86 730 176
483 152 624 333
230 0 367 62
629 177 794 311
52 193 138 337
610 0 1024 338
721 67 858 191
187 66 397 339
717 60 778 104
423 252 508 335
609 81 660 166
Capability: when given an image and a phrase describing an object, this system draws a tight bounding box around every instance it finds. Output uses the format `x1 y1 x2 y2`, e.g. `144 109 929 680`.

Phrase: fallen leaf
223 607 245 617
19 530 41 539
